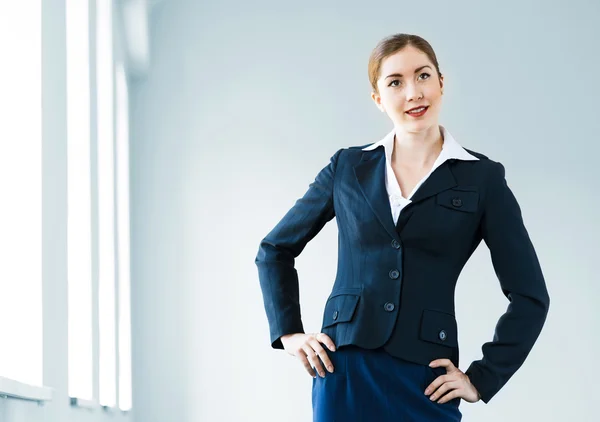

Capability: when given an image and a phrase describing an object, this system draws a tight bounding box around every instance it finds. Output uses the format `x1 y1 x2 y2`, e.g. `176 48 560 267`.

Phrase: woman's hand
280 332 337 378
424 358 481 404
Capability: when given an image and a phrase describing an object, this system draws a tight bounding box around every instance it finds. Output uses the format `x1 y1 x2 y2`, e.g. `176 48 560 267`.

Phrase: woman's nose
406 86 423 102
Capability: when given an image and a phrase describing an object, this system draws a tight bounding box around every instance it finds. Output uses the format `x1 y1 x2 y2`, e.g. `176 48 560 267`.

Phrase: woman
255 33 550 421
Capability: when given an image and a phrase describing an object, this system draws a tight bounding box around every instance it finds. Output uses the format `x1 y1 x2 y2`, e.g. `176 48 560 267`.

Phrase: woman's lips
405 106 429 117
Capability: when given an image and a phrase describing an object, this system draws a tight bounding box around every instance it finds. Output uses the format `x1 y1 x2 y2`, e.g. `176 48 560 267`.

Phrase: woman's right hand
280 332 337 378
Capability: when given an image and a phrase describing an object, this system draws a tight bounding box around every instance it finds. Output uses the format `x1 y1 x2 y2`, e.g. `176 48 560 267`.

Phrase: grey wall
130 0 599 421
0 1 132 421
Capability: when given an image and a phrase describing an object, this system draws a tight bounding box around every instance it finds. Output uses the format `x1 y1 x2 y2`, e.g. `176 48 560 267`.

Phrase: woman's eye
389 73 430 87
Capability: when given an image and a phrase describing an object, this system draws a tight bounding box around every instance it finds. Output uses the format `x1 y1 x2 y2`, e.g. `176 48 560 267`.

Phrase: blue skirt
312 345 462 422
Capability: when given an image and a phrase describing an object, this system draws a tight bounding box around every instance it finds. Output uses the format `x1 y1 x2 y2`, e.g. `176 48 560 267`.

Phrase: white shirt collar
361 124 479 162
361 124 479 204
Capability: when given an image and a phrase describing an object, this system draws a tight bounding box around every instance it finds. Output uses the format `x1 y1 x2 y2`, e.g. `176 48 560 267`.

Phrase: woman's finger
436 386 462 404
302 345 326 378
316 332 337 352
295 349 316 378
426 371 458 395
429 380 460 402
308 339 334 373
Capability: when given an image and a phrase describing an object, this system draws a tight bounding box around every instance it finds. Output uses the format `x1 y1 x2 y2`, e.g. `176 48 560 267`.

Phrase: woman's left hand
424 358 481 404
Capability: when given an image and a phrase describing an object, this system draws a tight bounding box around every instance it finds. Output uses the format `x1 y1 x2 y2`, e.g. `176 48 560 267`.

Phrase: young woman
255 33 550 421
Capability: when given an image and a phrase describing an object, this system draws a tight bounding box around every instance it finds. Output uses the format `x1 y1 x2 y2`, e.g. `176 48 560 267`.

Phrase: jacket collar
353 125 478 241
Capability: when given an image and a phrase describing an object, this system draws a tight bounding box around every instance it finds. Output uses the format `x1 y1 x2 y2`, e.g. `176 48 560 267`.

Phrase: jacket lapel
394 162 458 235
409 161 457 204
353 147 400 242
354 148 459 239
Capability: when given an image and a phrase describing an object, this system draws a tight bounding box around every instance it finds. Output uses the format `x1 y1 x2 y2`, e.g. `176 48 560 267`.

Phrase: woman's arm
255 148 344 350
465 160 551 404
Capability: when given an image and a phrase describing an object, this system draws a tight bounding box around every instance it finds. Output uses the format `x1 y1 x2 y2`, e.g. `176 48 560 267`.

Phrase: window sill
70 397 99 409
0 376 53 403
103 405 132 414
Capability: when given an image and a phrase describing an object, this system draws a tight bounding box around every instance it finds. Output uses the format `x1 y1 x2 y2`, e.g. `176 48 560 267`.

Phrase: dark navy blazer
255 143 550 404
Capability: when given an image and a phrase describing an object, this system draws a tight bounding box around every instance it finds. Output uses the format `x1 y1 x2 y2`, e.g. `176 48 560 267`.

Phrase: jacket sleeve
465 160 550 404
255 148 343 350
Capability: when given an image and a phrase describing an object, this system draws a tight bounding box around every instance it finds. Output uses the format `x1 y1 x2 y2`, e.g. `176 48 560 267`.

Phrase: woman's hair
368 33 442 94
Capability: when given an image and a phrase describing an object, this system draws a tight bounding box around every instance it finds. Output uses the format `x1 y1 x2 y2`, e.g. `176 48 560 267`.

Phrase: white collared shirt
362 125 479 225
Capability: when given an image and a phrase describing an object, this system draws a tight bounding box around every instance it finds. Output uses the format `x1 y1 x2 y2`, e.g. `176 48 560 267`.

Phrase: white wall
130 1 600 421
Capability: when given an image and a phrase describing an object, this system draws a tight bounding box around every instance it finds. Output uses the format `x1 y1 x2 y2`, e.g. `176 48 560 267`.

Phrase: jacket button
333 310 339 320
451 198 462 207
384 302 395 312
389 269 400 279
391 239 400 249
439 330 447 341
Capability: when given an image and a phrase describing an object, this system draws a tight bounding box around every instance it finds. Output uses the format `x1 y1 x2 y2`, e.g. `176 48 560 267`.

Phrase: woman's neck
391 124 444 168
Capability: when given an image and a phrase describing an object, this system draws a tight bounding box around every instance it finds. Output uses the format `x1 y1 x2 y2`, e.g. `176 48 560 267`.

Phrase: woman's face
372 45 444 132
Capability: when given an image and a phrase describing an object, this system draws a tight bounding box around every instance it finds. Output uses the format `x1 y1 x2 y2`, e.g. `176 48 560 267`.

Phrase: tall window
115 63 132 411
66 0 94 401
97 0 117 408
0 1 43 386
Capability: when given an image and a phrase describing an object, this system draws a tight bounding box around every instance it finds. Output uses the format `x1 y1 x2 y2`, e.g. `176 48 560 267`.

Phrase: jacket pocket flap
322 293 360 328
419 309 458 347
436 188 479 213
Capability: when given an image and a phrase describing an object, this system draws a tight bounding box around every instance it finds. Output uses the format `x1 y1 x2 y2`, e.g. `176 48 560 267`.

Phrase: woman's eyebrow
385 65 432 79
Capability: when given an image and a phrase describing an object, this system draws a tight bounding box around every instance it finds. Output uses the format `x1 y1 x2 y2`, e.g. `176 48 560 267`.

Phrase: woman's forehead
381 48 431 73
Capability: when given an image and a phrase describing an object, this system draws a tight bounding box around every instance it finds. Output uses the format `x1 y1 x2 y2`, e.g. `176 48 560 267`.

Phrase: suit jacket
254 142 550 404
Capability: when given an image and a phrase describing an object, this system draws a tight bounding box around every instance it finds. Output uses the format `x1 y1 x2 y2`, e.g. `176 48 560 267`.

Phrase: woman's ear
371 91 385 112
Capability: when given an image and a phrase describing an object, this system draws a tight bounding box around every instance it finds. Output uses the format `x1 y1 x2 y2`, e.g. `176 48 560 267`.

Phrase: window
97 0 117 408
115 62 132 412
0 0 43 387
66 0 94 401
